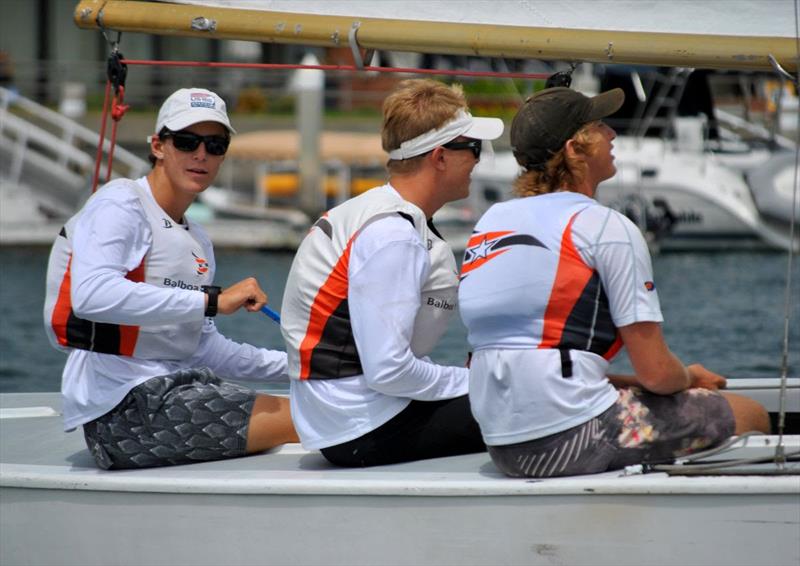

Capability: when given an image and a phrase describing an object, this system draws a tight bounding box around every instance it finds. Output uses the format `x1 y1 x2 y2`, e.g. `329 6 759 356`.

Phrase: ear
564 138 583 161
430 146 447 171
150 135 166 161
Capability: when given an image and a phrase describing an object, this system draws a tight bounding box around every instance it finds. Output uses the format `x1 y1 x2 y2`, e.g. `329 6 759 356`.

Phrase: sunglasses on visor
160 130 230 156
442 139 482 160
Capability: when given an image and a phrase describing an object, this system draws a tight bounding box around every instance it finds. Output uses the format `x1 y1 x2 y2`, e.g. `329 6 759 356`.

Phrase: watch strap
201 285 221 317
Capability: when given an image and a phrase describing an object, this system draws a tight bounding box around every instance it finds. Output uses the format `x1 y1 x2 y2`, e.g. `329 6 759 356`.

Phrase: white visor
387 110 504 160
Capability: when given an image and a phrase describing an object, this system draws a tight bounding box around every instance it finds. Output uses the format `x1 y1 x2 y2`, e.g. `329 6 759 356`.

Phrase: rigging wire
91 26 129 194
651 451 800 476
90 79 112 194
87 54 548 192
773 0 800 465
665 431 764 463
120 58 550 81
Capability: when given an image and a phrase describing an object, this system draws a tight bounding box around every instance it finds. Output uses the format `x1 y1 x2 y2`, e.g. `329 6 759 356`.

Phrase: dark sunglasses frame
442 139 482 160
160 129 230 156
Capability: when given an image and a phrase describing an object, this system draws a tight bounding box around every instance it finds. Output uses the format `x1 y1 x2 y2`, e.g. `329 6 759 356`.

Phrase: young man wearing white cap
44 88 297 469
281 79 504 466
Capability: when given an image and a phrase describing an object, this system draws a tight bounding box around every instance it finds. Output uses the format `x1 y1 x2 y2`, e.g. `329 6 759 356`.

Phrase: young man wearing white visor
281 79 504 466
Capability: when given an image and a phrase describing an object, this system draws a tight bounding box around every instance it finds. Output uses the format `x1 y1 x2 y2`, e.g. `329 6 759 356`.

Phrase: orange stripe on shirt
298 237 356 379
539 214 593 349
51 255 74 347
118 260 146 356
603 335 623 360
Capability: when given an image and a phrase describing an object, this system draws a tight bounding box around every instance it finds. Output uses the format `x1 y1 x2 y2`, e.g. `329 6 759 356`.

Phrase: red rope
91 80 112 193
105 85 130 183
121 59 550 80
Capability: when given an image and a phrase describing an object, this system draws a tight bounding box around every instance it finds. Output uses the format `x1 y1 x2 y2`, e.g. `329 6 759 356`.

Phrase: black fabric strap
426 218 445 240
201 285 221 317
396 211 416 227
559 348 573 378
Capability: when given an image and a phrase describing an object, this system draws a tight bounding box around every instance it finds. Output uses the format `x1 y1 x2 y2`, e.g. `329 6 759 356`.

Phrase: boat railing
0 86 150 197
632 67 694 139
607 68 798 156
714 108 796 151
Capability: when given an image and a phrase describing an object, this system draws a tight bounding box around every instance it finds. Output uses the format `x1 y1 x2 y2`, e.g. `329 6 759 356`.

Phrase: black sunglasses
161 129 230 156
442 139 482 160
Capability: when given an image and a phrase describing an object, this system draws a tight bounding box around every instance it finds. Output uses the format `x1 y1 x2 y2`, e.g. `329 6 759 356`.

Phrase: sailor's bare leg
721 392 771 435
246 394 299 452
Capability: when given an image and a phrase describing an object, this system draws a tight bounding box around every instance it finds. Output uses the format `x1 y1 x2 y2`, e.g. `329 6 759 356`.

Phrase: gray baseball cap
510 87 624 170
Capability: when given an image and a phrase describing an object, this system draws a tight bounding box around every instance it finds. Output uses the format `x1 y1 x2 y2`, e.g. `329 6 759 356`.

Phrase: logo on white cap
190 92 216 109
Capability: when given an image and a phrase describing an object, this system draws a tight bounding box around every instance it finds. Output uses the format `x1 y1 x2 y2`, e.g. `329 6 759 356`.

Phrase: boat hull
1 389 798 566
2 483 798 566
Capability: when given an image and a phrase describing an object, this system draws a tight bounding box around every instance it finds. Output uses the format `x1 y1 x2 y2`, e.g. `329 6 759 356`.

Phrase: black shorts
487 386 736 478
83 368 257 469
320 395 486 467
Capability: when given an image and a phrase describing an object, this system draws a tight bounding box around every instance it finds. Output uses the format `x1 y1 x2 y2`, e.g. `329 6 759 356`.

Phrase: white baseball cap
155 88 236 134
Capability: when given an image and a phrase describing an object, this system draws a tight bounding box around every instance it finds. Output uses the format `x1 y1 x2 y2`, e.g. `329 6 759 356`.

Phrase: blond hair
513 121 600 197
382 79 467 175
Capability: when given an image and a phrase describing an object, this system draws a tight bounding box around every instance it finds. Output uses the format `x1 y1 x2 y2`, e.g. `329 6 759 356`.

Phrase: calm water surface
0 247 797 392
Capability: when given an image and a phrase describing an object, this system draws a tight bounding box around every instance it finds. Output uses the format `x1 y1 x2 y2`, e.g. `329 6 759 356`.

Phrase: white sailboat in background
440 67 800 252
2 2 798 565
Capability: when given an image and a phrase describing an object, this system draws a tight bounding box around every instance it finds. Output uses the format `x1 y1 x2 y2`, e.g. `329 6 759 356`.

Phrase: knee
722 392 771 435
246 394 298 452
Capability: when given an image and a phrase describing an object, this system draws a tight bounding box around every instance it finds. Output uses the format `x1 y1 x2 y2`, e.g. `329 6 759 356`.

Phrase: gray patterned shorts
83 368 257 469
488 387 736 478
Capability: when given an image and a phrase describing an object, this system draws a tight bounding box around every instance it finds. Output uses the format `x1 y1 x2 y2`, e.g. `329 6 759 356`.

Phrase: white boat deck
2 391 798 493
2 392 799 566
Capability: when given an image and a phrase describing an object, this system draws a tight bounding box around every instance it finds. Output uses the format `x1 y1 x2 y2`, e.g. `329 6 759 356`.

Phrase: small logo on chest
192 252 209 275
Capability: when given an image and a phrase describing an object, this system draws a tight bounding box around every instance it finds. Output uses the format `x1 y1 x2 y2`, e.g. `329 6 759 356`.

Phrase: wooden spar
74 0 798 72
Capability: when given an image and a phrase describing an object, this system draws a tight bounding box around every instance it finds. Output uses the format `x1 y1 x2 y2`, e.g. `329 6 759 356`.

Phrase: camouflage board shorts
83 368 257 469
488 387 735 478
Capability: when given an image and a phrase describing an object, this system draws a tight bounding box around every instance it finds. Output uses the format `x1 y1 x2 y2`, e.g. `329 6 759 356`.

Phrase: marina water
0 247 797 393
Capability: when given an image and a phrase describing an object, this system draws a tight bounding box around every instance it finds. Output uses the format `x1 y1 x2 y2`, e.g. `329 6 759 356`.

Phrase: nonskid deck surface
1 392 798 496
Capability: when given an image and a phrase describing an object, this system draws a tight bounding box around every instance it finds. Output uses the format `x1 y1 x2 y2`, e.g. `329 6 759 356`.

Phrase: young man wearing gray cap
45 88 297 469
458 87 769 478
281 79 504 467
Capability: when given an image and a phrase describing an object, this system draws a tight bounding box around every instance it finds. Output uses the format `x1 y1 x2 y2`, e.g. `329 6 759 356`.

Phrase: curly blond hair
513 121 601 197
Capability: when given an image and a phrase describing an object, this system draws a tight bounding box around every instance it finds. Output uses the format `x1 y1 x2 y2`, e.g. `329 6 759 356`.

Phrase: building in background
0 0 309 112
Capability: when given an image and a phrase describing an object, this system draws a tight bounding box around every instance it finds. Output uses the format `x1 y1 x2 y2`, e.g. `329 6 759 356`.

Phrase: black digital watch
201 285 222 317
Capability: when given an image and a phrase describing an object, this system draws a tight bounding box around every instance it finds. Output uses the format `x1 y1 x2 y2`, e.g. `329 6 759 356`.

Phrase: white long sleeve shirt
48 177 287 431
